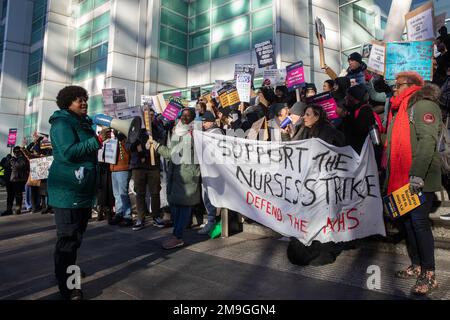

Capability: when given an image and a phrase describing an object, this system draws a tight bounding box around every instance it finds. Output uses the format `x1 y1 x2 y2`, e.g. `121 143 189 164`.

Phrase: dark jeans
5 181 14 211
402 192 435 271
11 181 25 210
132 169 161 221
171 205 192 239
30 186 41 212
54 208 91 298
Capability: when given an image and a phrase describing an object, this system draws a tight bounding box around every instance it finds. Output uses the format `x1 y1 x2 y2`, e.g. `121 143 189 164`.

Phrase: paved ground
1 187 450 300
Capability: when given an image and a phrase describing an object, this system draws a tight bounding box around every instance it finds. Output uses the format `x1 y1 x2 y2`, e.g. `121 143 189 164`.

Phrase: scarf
387 85 422 194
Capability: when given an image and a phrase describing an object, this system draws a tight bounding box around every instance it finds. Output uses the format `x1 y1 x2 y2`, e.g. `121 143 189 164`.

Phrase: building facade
0 0 449 155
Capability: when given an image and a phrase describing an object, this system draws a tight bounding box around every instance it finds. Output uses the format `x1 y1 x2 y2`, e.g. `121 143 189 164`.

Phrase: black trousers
11 181 25 210
5 181 14 211
54 208 91 297
402 192 435 271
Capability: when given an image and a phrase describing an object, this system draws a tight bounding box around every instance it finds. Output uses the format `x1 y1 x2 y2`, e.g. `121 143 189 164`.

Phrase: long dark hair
304 104 330 138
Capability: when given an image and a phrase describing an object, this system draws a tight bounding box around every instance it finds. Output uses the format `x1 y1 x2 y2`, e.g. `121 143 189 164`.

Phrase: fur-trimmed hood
409 83 441 107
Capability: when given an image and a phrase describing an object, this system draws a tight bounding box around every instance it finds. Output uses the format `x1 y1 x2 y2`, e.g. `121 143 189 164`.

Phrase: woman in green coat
48 86 110 300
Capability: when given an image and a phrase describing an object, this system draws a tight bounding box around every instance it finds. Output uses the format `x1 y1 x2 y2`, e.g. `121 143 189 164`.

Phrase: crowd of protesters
1 25 450 300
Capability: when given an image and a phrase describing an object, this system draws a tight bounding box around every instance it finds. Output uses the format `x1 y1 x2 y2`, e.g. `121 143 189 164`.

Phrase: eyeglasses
393 82 413 89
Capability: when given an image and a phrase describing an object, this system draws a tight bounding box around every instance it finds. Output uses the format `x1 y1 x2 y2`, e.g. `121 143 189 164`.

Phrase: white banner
194 131 386 245
30 156 53 180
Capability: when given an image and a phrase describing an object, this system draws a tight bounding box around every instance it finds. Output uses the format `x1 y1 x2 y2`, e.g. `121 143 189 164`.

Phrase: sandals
395 265 421 279
412 271 438 296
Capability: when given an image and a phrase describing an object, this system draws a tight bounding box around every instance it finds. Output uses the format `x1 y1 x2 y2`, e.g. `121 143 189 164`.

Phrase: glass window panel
79 0 93 16
76 37 91 53
189 11 210 33
90 42 108 61
91 27 109 46
252 0 272 10
91 57 107 75
252 7 272 29
212 0 249 24
74 50 91 68
211 33 249 59
87 95 104 116
159 43 187 65
28 62 41 74
161 0 188 16
31 28 44 45
211 15 249 43
160 25 188 48
189 0 210 17
94 0 108 8
73 65 91 82
33 3 46 18
32 17 44 31
251 25 273 45
92 11 110 32
77 21 92 41
213 0 231 8
189 46 210 66
29 49 42 65
190 29 210 49
161 8 188 33
27 72 41 86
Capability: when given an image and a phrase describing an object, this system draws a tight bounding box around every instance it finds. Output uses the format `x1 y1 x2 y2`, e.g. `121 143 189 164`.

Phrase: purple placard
286 61 306 91
306 92 338 120
162 100 183 121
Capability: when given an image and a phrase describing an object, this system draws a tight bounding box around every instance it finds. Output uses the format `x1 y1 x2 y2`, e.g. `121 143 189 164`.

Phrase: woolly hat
348 52 363 64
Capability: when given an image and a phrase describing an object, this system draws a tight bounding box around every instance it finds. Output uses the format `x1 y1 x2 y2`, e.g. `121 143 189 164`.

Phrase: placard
263 69 286 87
236 73 252 103
405 1 435 41
234 64 256 83
255 40 276 68
315 17 326 39
162 99 184 121
191 87 201 101
98 139 118 164
367 40 386 76
383 184 426 219
385 41 433 80
286 61 306 91
362 43 373 59
7 128 17 147
218 86 240 108
306 92 338 120
115 106 144 129
102 88 129 115
29 156 54 180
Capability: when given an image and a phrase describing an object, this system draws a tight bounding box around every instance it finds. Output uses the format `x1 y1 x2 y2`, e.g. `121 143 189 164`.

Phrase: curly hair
56 86 89 109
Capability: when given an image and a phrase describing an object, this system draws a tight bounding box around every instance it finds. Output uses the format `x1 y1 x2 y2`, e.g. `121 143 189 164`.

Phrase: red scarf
387 85 422 194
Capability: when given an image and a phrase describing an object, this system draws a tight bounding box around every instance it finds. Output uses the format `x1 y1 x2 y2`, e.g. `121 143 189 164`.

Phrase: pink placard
7 129 17 147
306 93 338 120
286 61 306 91
162 100 183 121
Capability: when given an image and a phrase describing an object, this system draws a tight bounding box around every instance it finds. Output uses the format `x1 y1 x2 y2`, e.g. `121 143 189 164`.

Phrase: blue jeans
203 189 216 225
111 171 132 219
171 205 192 239
25 184 32 210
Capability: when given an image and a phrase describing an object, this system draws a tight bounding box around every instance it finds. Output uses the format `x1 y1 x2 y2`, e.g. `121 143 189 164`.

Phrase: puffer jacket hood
49 109 93 126
409 82 441 107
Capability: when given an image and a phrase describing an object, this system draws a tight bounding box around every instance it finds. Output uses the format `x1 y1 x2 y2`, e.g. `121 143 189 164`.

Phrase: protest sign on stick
306 92 339 120
236 73 252 103
162 99 184 121
315 17 326 69
405 1 435 41
194 132 386 245
286 61 306 91
102 88 129 116
7 128 17 148
255 40 275 68
385 41 433 81
367 40 386 76
29 156 54 180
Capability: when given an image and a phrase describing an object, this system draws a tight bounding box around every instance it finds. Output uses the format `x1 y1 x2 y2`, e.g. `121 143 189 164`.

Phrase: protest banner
383 184 426 219
255 40 276 68
385 41 433 80
194 132 386 244
234 64 256 83
7 128 17 147
405 1 435 41
306 92 339 120
263 69 286 87
246 117 267 141
162 99 184 121
102 88 128 115
29 156 53 180
367 40 386 76
286 61 306 91
236 73 252 103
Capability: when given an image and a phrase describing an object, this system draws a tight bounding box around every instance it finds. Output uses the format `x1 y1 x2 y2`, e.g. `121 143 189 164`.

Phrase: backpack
438 115 450 174
355 105 385 133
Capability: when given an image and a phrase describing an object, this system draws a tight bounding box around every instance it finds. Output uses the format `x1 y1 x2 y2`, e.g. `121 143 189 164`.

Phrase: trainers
198 223 214 235
132 221 145 231
440 213 450 221
1 210 13 216
119 218 133 227
152 217 165 228
162 237 184 250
